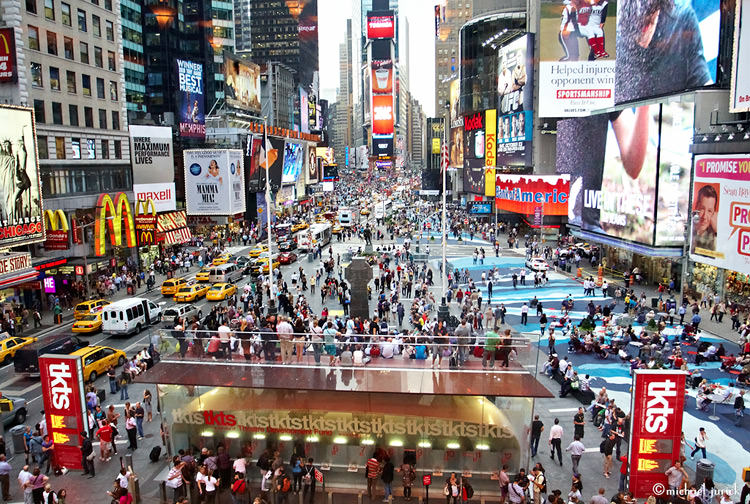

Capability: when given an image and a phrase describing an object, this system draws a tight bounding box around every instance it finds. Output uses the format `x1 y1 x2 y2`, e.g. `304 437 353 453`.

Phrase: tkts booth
138 362 552 494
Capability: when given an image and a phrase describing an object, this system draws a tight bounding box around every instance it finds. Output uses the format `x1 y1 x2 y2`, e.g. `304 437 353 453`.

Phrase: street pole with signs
438 128 450 322
263 116 276 317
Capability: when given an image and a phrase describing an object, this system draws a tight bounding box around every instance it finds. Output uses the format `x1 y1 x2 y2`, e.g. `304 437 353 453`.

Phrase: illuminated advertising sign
0 28 18 82
372 95 394 136
39 355 86 470
373 137 394 158
299 88 310 134
689 154 750 275
463 112 485 160
463 159 485 195
133 183 176 213
0 252 31 276
43 210 69 250
308 94 318 132
223 51 261 113
281 142 304 184
322 164 339 181
177 59 205 139
497 34 534 166
134 199 157 246
371 60 393 94
183 149 245 215
468 201 492 215
495 175 570 216
628 370 686 499
484 109 497 169
367 11 395 39
0 105 45 248
449 79 460 125
94 193 136 256
730 0 750 112
306 145 318 184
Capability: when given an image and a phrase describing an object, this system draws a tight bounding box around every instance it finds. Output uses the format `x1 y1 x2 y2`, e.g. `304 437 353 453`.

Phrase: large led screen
223 52 261 113
497 34 534 166
282 142 304 184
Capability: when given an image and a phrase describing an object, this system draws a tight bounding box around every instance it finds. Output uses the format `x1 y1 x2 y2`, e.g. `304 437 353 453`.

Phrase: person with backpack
301 458 316 504
291 455 304 494
275 466 292 504
231 473 249 504
530 466 545 504
445 473 460 504
381 457 394 502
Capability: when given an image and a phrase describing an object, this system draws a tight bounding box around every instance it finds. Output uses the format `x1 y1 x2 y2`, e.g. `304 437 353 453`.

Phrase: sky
318 0 436 117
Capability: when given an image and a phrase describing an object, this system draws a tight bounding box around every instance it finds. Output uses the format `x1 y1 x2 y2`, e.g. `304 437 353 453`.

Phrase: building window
107 50 116 71
46 30 57 55
26 0 37 14
33 100 45 123
71 138 81 159
38 136 48 159
98 108 106 128
92 15 100 37
101 139 109 158
109 81 117 101
66 70 76 93
78 9 87 32
82 74 91 96
106 20 113 41
94 46 102 67
55 137 65 159
87 139 96 159
114 139 121 158
28 26 40 50
44 0 54 20
96 77 105 98
30 62 42 87
61 2 71 25
49 66 60 90
68 104 79 126
104 0 111 10
63 36 73 59
85 106 94 127
51 102 63 124
111 111 119 130
79 41 89 63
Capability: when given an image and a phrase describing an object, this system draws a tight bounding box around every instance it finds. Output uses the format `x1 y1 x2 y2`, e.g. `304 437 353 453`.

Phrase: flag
314 469 324 483
259 137 278 170
440 141 449 173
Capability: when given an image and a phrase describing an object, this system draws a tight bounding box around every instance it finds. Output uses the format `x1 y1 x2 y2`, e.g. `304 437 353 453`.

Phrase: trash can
652 297 659 308
694 458 715 486
10 425 26 454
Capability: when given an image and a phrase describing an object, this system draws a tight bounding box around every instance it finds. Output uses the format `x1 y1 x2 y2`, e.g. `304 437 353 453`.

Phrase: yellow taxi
195 268 211 283
161 277 187 296
0 335 37 365
292 222 309 232
360 208 371 216
248 244 269 258
173 283 210 302
211 253 232 266
72 313 103 334
74 299 111 320
251 256 280 275
206 283 237 301
70 345 127 383
332 225 343 235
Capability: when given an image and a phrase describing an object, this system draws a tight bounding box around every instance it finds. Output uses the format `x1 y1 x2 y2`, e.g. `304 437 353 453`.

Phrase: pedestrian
125 413 138 450
690 427 708 460
618 455 628 493
531 467 545 504
134 403 145 439
26 466 47 504
601 432 616 479
665 461 688 494
591 488 608 504
107 366 118 395
735 390 746 426
382 457 394 502
231 473 249 504
302 458 316 504
566 435 585 475
530 415 544 458
366 454 381 499
166 457 186 503
399 460 415 501
95 419 113 461
573 407 585 439
119 372 130 401
521 304 529 325
548 418 563 466
196 465 219 504
0 454 11 502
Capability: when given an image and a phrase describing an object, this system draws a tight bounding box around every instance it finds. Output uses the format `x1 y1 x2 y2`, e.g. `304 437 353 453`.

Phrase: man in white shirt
276 317 294 364
566 435 586 474
380 339 395 359
217 323 232 359
17 465 32 503
233 456 247 477
549 418 564 466
559 356 570 375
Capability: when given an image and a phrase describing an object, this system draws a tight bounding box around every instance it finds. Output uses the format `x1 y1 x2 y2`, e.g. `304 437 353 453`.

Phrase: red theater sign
39 355 86 470
628 370 687 499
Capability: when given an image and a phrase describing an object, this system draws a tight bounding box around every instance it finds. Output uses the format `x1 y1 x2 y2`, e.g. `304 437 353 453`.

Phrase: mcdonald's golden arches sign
134 199 157 246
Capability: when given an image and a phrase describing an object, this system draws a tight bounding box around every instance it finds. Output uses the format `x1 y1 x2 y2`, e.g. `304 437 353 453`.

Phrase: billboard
177 59 205 139
0 28 18 82
372 60 394 94
449 79 460 124
615 0 720 105
133 183 176 213
305 145 318 184
372 94 394 136
282 142 304 184
245 135 264 193
463 159 485 195
157 211 192 245
39 355 87 470
373 137 394 158
183 149 245 215
134 199 157 246
495 175 570 216
367 11 395 39
484 109 497 169
463 112 485 160
468 201 493 215
300 88 310 134
129 125 174 186
267 137 286 192
730 0 750 112
322 164 339 181
689 154 750 274
308 94 318 132
628 370 686 499
0 105 45 248
363 66 371 123
497 34 534 166
538 0 615 117
224 51 261 113
450 125 464 168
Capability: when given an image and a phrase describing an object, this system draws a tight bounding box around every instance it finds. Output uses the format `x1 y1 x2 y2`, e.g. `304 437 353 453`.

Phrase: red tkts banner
39 355 87 470
628 370 687 499
372 95 394 136
495 174 570 216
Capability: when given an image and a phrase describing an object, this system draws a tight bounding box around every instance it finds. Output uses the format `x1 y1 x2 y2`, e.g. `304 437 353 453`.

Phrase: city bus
275 223 293 242
298 223 332 251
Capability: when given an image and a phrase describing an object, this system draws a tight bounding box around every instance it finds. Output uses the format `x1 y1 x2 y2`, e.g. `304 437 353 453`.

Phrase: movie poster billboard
690 154 750 275
615 0 720 105
177 59 205 139
497 34 534 166
0 105 45 248
730 0 750 112
538 0 616 117
223 51 261 113
495 174 570 216
282 142 304 184
184 149 245 215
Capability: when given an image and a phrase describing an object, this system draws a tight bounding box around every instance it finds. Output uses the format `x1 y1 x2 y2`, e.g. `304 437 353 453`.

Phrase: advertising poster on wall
177 59 205 139
183 149 245 215
282 142 304 184
300 88 310 134
267 137 286 192
306 145 318 184
245 135 264 193
0 28 18 82
372 60 394 94
690 154 750 275
372 95 394 136
538 0 616 117
463 159 485 195
128 125 174 184
223 52 261 113
615 0 720 105
730 0 750 112
495 174 570 215
367 11 395 39
0 105 45 248
497 34 534 166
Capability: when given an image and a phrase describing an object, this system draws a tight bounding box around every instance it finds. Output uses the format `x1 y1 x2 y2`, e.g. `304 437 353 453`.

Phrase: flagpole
264 116 276 317
441 126 448 297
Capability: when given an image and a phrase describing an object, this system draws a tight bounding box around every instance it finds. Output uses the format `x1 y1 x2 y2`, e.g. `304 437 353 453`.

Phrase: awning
0 268 41 289
157 211 192 246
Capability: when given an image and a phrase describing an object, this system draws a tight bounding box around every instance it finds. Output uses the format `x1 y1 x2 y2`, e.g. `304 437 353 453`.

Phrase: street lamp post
263 116 277 317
